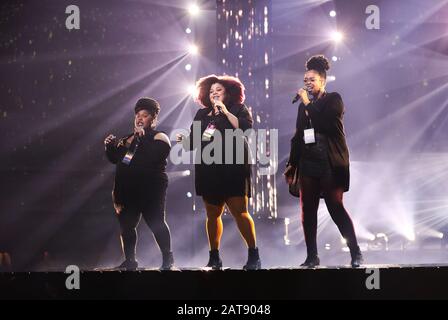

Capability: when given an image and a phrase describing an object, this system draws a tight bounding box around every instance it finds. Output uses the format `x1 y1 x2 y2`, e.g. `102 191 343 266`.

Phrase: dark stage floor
1 264 448 300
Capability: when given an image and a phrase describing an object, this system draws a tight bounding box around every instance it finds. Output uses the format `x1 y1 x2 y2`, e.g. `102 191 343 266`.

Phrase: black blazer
287 92 350 192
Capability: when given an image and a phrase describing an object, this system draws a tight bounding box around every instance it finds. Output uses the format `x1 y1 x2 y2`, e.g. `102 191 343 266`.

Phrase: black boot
350 247 364 268
243 247 261 270
205 249 222 270
300 255 320 268
160 251 174 270
115 259 138 271
119 232 138 271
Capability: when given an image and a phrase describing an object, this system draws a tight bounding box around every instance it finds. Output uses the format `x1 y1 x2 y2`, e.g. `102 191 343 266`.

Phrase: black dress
187 104 253 198
287 92 350 192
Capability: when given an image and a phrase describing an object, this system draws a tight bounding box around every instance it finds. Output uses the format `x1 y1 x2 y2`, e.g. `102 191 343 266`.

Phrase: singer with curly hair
285 55 363 268
177 75 261 270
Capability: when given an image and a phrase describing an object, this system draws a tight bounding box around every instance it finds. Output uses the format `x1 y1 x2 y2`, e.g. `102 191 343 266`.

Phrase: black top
287 92 350 192
105 129 170 206
300 132 332 178
186 104 253 197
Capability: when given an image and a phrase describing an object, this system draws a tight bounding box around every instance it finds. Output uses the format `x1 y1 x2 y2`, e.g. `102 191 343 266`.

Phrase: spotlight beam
350 81 448 146
2 53 188 154
2 54 189 220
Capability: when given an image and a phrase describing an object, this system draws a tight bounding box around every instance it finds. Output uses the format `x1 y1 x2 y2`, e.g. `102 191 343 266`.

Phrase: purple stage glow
0 0 447 271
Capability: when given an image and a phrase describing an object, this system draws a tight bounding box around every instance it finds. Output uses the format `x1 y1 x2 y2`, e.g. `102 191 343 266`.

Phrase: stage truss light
188 4 200 17
188 44 199 55
331 31 344 43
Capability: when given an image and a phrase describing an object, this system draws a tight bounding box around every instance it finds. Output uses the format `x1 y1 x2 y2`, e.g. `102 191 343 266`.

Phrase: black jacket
105 129 170 206
287 92 350 191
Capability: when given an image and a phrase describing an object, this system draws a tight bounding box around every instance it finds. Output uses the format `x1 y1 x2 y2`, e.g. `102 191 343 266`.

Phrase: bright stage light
419 229 445 240
186 192 193 198
371 233 389 251
187 84 197 98
367 234 376 241
188 4 200 16
188 44 199 55
406 232 416 242
376 233 388 241
327 75 336 82
185 64 192 71
182 170 191 177
331 31 344 43
331 56 338 62
185 27 192 34
329 10 337 17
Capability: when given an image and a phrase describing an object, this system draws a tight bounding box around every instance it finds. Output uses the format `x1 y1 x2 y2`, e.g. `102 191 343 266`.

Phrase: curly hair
195 74 246 108
306 55 330 79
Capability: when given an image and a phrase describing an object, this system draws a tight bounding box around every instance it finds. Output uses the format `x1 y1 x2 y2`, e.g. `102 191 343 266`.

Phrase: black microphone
213 96 222 114
292 94 300 104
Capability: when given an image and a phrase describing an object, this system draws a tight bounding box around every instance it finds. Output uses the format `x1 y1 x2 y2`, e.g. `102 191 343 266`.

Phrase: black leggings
117 185 172 260
299 175 359 257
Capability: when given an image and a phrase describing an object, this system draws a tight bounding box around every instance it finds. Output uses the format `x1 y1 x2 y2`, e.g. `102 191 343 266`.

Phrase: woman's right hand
297 88 310 105
104 134 117 146
176 134 185 143
113 202 124 215
284 165 296 185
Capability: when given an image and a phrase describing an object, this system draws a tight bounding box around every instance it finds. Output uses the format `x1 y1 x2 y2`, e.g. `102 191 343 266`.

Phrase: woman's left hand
284 165 296 185
214 100 229 116
214 100 239 128
134 126 146 137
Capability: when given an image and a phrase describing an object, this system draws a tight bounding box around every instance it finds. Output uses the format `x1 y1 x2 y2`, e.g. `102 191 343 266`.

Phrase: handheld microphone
292 94 300 104
213 96 222 113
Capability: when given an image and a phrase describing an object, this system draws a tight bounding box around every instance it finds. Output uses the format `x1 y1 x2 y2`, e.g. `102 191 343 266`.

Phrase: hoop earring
151 118 158 129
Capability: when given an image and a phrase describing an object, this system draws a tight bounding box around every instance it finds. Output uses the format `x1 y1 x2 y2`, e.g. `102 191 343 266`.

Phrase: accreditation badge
304 128 316 144
121 150 135 165
202 122 217 141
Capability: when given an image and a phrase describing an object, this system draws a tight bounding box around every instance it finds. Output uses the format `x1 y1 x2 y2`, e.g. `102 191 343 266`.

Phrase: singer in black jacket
285 55 363 268
104 97 174 271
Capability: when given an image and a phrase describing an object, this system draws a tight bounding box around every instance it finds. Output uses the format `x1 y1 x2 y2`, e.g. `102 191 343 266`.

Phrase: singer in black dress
284 55 363 268
178 75 261 270
104 97 174 271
